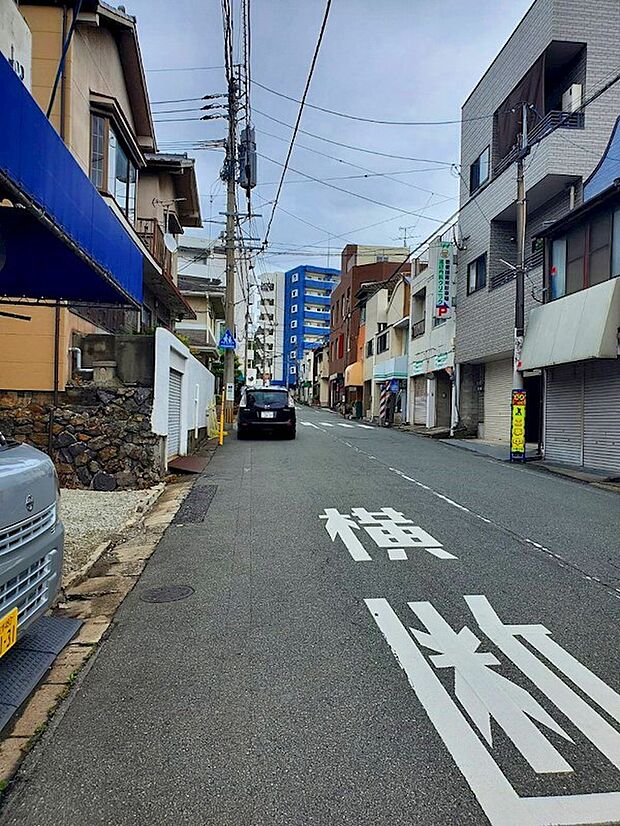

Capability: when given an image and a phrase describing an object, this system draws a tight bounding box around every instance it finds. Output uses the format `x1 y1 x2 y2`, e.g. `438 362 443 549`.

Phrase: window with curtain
549 205 620 299
467 255 487 294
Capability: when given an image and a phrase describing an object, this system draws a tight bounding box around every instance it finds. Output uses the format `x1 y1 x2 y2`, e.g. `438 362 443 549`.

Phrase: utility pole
223 75 238 422
513 102 530 391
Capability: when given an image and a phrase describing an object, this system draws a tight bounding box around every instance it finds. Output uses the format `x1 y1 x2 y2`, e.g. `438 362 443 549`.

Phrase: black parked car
237 387 296 439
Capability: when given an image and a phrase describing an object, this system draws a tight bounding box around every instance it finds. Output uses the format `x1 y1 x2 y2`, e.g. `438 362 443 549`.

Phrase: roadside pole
512 103 530 392
223 75 238 425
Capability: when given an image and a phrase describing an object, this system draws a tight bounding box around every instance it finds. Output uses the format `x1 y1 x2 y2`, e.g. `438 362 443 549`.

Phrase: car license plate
261 411 275 419
0 608 18 659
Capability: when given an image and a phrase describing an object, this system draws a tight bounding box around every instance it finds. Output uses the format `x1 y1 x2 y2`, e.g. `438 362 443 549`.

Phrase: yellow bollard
219 395 225 446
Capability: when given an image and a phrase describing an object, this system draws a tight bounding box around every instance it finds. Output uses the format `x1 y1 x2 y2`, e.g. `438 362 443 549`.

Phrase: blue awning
0 53 142 306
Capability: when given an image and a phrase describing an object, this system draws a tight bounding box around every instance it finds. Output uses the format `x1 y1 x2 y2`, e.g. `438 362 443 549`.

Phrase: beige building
0 1 200 392
361 277 410 422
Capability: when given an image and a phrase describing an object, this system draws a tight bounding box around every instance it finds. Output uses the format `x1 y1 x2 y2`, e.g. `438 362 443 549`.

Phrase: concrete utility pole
513 103 530 391
223 75 239 422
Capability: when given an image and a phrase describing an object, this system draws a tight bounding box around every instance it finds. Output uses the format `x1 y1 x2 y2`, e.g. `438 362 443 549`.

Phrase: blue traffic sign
218 329 237 350
390 379 400 394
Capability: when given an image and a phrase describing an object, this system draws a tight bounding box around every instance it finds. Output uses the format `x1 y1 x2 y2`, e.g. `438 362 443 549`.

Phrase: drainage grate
173 484 217 524
139 585 195 604
0 616 82 733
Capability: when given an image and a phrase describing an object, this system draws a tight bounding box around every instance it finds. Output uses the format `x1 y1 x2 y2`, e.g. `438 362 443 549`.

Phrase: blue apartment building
283 265 340 387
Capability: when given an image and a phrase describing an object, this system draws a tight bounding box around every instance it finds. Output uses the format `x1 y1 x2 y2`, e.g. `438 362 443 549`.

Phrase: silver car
0 436 64 660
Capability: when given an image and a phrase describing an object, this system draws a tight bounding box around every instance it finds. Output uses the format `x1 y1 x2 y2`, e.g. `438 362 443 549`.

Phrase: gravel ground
59 487 162 579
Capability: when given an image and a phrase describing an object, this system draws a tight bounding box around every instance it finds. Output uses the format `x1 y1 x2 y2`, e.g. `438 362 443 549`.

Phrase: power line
145 65 225 73
254 126 455 198
251 79 498 126
253 108 455 165
260 152 449 223
262 0 332 247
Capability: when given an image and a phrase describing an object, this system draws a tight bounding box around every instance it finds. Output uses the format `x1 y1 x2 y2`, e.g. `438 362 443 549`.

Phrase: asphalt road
1 408 619 826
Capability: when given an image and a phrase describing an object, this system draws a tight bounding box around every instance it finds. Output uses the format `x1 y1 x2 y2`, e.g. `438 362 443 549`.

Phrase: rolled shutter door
544 364 583 466
583 360 620 473
483 359 513 442
414 376 426 425
167 369 183 458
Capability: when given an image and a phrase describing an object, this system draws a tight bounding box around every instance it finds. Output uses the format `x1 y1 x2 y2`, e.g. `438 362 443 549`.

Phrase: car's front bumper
0 519 64 638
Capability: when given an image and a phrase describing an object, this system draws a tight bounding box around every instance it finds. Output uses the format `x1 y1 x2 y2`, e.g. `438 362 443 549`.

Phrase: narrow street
1 413 618 826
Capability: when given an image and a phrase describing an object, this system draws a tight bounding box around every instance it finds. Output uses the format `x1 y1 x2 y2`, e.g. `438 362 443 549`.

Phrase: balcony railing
494 110 585 178
489 248 544 291
136 217 173 281
411 319 426 339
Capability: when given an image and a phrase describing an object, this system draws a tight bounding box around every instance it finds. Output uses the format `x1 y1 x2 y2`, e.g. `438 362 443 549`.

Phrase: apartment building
456 0 620 444
361 277 410 422
312 343 330 406
176 237 226 372
255 271 285 385
520 124 620 473
329 245 409 410
408 239 457 430
284 265 339 388
0 0 200 392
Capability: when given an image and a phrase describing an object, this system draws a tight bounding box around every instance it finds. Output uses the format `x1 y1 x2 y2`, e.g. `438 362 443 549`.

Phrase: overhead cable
262 0 333 247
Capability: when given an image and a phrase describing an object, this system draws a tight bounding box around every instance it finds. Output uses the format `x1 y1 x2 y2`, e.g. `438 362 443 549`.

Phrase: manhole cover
140 585 195 604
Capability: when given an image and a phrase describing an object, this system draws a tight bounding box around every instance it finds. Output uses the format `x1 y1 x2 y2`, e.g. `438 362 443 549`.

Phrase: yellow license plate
0 608 18 659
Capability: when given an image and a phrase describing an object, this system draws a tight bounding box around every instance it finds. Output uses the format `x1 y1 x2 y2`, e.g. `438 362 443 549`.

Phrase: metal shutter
483 359 513 442
544 364 583 466
413 376 426 425
167 369 183 458
583 360 620 473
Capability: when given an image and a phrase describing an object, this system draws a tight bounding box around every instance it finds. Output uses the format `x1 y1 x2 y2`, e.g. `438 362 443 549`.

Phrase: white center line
337 423 355 428
357 424 374 430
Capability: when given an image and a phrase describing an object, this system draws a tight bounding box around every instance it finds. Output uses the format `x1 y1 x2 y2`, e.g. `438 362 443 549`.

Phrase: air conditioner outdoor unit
562 83 582 113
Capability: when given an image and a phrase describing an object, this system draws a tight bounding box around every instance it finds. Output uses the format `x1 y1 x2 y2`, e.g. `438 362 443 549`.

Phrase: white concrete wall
152 328 215 461
0 0 32 88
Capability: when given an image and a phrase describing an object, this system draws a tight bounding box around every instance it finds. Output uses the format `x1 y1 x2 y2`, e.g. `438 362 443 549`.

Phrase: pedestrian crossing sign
218 329 237 350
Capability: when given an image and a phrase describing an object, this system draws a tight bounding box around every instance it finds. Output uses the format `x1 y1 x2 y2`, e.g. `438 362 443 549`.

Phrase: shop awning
0 54 141 306
344 360 363 387
521 278 620 370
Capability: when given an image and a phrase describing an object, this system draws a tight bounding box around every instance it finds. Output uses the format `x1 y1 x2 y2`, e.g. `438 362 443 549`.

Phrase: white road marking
337 423 355 428
319 422 334 427
387 548 408 560
367 597 620 825
319 508 372 561
300 422 320 429
357 424 374 430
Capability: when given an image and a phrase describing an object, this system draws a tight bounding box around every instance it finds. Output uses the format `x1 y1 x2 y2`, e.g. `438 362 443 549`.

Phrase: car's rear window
246 391 289 408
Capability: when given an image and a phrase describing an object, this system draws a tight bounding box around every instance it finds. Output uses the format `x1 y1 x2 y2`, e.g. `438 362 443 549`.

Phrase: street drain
140 585 195 604
173 484 218 524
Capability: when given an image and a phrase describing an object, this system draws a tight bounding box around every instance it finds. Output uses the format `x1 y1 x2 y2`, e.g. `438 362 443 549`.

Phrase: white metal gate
413 376 426 425
544 364 583 466
583 360 620 473
167 369 183 459
483 359 513 442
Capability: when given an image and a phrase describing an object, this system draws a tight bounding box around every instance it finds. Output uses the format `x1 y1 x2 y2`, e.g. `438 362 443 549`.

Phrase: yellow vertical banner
510 389 527 461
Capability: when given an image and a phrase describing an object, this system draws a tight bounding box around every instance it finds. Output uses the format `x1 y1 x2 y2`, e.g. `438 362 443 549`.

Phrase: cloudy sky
126 0 532 274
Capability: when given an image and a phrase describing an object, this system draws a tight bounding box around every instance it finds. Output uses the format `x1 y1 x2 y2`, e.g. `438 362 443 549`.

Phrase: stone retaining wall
0 386 163 490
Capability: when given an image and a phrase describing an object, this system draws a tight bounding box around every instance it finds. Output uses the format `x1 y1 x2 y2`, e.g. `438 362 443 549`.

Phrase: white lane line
357 424 374 430
319 422 334 427
300 422 320 429
337 423 355 428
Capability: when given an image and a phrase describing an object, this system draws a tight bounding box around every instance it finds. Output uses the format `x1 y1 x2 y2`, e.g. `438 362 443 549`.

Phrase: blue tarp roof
0 52 142 305
583 116 620 203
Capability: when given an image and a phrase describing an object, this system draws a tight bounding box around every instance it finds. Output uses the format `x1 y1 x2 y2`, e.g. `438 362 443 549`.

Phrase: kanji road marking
366 596 620 826
319 507 456 562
